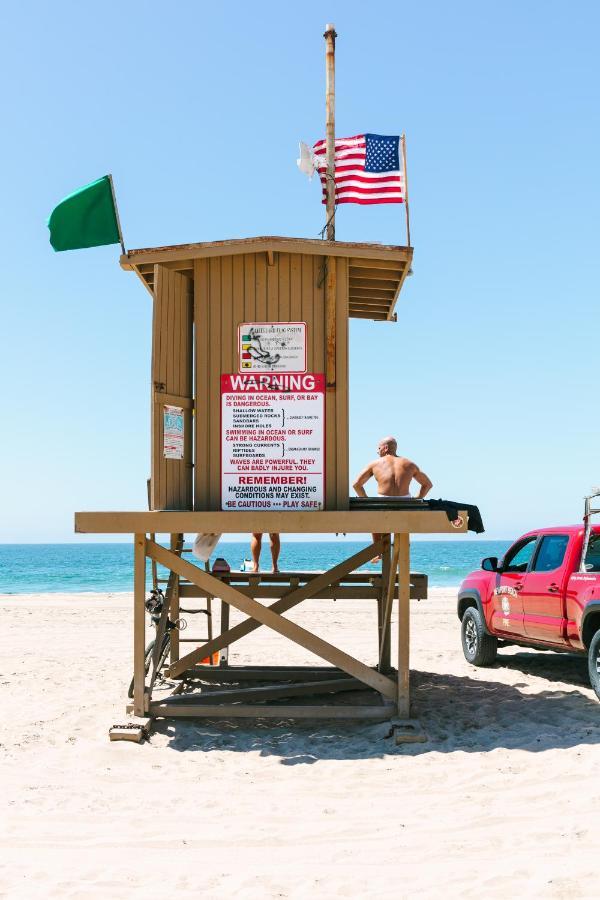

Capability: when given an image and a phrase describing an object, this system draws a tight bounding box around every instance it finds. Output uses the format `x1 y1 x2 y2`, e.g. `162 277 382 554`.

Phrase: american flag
313 133 404 205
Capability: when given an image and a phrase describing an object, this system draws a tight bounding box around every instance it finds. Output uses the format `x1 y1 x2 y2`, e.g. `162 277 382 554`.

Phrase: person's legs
251 533 262 572
269 533 280 573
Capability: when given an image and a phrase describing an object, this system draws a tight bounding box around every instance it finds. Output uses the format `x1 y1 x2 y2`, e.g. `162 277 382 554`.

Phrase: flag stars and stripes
312 133 404 205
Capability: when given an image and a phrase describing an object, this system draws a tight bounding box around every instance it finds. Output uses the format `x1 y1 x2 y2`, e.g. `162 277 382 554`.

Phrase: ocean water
0 541 512 595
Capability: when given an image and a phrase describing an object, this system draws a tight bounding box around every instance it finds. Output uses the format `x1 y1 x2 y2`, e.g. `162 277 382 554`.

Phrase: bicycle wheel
153 633 171 680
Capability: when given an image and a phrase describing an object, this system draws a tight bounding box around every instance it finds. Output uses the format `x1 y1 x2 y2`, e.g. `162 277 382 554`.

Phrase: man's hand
414 467 433 499
352 463 373 497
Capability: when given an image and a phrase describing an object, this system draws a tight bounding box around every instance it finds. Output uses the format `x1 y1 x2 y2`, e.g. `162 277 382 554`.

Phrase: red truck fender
580 601 600 648
457 588 492 632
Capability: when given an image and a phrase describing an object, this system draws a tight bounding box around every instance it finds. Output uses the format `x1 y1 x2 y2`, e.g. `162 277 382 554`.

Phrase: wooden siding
151 265 193 510
193 250 349 511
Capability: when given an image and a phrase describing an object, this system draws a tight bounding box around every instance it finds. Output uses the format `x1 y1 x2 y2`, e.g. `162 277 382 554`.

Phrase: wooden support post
378 535 392 673
396 532 411 718
133 533 147 716
146 479 158 590
207 596 213 642
378 537 401 672
219 597 230 666
169 533 182 665
326 255 337 389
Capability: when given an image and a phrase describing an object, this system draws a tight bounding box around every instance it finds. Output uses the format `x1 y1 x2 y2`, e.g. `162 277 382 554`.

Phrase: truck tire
461 606 498 667
588 630 600 701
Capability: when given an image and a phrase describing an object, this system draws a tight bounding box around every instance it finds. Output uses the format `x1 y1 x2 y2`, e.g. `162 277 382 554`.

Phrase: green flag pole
108 174 126 255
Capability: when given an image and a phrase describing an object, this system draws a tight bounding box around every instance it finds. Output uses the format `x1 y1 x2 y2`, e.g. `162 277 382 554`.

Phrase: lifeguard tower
74 27 479 737
75 232 476 730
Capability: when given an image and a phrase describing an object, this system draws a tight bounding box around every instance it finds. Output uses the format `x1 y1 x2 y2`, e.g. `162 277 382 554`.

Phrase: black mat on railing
348 497 484 534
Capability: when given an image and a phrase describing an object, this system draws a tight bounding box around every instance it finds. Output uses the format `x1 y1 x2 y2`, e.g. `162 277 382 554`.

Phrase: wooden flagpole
108 173 126 256
324 23 337 390
401 134 411 248
324 24 336 241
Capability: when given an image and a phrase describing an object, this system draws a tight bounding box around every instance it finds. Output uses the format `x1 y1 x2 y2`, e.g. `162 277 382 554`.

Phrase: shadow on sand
150 659 600 762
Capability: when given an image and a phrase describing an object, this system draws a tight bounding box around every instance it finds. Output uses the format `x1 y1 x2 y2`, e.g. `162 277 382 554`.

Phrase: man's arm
413 467 433 499
352 463 375 497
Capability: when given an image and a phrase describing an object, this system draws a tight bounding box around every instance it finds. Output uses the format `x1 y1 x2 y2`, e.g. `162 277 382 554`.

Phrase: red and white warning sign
221 372 325 511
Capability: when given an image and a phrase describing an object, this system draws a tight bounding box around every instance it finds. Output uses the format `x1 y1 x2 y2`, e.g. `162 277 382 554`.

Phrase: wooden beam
349 257 405 270
349 277 399 292
348 266 403 280
149 700 396 720
74 510 469 535
386 258 412 320
169 541 382 677
120 236 413 268
146 540 397 699
350 312 388 320
133 534 147 716
182 666 349 682
397 532 411 718
137 261 194 275
348 301 392 311
174 677 361 704
179 583 426 601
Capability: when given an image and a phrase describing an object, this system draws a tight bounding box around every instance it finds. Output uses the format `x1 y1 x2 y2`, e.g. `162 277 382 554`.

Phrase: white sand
1 588 599 899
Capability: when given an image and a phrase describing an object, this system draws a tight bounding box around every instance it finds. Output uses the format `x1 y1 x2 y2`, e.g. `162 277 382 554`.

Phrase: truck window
584 534 600 572
502 536 537 573
532 534 569 572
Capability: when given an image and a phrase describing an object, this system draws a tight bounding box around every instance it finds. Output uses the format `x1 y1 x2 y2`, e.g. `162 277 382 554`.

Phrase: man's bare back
353 436 432 500
370 454 420 496
352 436 433 556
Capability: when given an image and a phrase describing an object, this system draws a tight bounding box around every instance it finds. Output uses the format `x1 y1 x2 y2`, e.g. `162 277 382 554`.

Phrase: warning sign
221 372 325 510
238 322 306 373
163 405 184 460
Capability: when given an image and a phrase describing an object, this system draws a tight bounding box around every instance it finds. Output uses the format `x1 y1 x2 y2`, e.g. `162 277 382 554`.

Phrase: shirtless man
353 436 432 550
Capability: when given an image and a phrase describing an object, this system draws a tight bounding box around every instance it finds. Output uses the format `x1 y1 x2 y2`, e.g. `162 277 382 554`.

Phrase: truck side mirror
481 556 498 572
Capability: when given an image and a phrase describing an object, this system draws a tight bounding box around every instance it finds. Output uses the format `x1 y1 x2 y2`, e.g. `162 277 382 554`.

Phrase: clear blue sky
2 1 598 542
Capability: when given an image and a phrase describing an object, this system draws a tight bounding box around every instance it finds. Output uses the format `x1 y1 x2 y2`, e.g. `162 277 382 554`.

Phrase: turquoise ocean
0 541 511 594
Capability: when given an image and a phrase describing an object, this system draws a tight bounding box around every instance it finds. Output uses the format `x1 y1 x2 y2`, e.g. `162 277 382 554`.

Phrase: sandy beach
1 588 599 899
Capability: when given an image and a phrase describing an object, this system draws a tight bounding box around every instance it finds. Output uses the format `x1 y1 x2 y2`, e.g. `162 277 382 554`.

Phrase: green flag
47 175 122 252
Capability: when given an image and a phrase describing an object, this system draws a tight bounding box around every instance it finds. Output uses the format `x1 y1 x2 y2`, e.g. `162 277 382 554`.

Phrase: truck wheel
588 630 600 701
461 606 498 667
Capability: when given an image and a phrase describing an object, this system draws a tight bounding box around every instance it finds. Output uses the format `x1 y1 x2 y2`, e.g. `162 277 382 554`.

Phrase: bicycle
127 587 208 698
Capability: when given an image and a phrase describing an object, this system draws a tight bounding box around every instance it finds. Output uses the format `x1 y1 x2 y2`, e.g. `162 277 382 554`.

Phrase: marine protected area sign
238 322 306 373
163 405 184 459
221 372 325 511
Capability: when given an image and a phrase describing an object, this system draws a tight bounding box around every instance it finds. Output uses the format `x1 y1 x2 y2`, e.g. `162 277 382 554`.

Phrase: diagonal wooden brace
146 540 396 699
167 540 382 678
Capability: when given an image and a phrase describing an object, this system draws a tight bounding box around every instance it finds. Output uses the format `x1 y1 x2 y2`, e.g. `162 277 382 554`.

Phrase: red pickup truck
457 494 600 700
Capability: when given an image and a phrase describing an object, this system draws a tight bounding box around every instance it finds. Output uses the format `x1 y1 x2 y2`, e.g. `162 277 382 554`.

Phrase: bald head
378 436 397 456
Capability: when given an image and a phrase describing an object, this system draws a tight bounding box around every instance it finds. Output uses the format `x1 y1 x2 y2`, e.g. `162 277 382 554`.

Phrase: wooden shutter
150 265 193 510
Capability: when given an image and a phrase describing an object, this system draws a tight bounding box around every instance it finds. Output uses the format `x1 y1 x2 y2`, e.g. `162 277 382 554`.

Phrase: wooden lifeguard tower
75 231 472 731
74 26 475 737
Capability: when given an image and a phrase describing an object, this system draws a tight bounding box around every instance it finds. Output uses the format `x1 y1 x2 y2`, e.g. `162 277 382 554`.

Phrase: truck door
520 534 570 644
492 536 538 637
